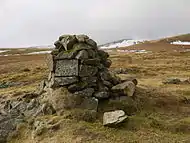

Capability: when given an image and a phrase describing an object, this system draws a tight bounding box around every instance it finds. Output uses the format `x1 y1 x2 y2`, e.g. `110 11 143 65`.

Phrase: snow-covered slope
99 39 144 49
170 41 190 45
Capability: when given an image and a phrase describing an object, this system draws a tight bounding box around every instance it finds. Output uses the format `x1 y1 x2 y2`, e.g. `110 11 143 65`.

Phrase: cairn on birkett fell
41 34 137 124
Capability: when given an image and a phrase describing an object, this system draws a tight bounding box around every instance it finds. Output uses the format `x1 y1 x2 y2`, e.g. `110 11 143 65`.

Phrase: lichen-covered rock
67 82 88 93
94 91 110 99
111 81 136 97
79 65 98 77
103 110 128 126
59 35 77 51
81 58 100 66
74 88 95 97
162 78 181 84
98 50 109 62
73 43 93 51
54 77 78 86
55 50 78 60
86 39 97 48
75 50 89 59
76 34 89 42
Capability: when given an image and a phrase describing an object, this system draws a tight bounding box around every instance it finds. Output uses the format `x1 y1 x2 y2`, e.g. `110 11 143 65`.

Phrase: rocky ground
0 40 190 142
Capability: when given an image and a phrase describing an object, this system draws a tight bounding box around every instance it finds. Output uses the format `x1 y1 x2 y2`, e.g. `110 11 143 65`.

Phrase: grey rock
86 39 97 48
49 88 98 112
79 65 98 77
55 50 78 60
59 35 77 51
87 49 98 58
81 58 100 66
55 60 79 76
162 78 181 84
75 50 89 59
103 59 112 68
103 110 128 126
77 97 98 111
74 88 95 97
46 54 54 72
73 43 93 51
36 80 46 95
111 81 136 97
81 76 97 87
76 34 89 42
68 82 88 92
98 50 109 61
99 70 112 81
94 91 110 99
54 77 78 86
102 80 113 88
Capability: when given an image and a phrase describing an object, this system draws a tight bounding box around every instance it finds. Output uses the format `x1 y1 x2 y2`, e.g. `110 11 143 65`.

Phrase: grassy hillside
1 48 190 142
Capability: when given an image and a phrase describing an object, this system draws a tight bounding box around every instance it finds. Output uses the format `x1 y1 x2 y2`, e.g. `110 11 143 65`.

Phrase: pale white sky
0 0 190 47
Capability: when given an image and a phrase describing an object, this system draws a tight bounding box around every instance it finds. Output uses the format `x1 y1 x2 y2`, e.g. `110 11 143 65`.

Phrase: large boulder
49 88 98 114
103 110 128 126
111 81 136 97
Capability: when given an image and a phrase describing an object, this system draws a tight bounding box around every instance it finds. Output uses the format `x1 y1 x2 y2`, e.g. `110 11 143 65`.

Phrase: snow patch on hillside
171 41 190 45
0 50 9 53
100 40 144 49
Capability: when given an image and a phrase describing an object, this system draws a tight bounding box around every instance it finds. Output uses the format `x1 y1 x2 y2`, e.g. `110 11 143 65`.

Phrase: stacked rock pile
46 34 125 100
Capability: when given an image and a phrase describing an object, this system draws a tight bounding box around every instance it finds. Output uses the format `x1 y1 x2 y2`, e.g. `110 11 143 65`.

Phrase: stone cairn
45 34 136 111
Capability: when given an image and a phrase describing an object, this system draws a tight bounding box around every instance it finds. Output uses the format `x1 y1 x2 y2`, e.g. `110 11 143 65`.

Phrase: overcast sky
0 0 190 48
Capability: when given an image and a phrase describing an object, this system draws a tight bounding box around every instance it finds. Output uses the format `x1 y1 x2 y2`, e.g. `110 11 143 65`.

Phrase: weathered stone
81 58 100 66
94 91 110 99
36 80 46 95
103 110 128 126
162 78 181 84
77 97 98 111
74 88 95 97
68 82 88 93
55 60 79 76
46 54 54 71
73 43 93 51
49 88 98 112
54 40 62 48
102 80 113 88
54 77 78 86
99 70 112 81
103 59 112 68
75 50 89 59
55 50 78 60
81 76 97 87
86 39 97 48
98 50 109 61
87 49 98 58
59 35 77 51
76 34 89 42
79 65 98 77
111 81 136 97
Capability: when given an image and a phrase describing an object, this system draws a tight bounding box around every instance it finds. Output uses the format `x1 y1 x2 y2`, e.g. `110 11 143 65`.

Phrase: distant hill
156 33 190 43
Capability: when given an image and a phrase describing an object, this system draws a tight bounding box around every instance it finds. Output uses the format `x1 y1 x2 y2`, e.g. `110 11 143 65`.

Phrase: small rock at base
103 110 128 126
111 81 136 97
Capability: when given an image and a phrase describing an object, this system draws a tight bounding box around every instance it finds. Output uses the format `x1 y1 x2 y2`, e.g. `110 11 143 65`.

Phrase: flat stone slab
55 60 79 76
103 110 128 126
